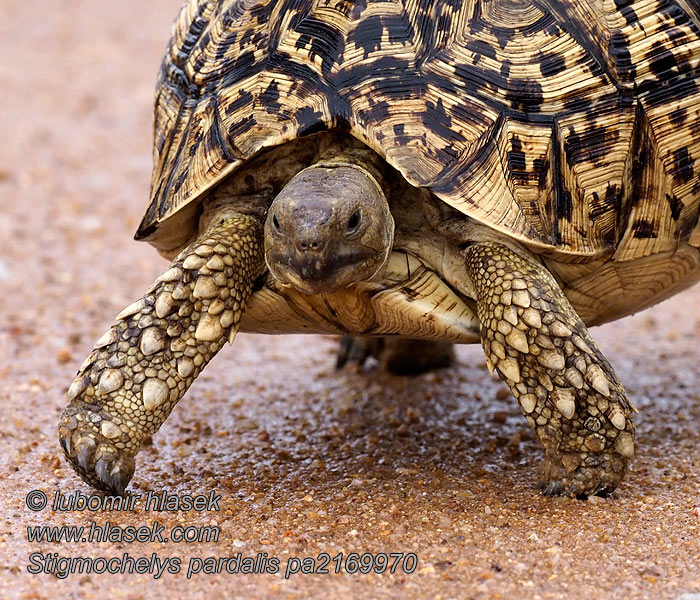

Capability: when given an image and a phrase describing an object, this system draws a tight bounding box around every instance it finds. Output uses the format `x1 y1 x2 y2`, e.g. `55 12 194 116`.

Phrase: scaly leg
464 242 635 497
59 213 265 493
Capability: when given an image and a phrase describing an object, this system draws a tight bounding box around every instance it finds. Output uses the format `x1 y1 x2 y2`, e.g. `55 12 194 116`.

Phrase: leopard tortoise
59 0 700 497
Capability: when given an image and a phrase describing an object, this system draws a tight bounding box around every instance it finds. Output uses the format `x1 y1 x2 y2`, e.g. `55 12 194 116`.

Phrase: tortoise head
264 163 394 295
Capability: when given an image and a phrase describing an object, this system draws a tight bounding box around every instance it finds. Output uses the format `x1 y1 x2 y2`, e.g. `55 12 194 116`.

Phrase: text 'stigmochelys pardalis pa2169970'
59 0 700 498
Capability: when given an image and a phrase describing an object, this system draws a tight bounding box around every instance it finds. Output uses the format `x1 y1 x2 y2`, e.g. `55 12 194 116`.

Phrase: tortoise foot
59 405 135 494
539 450 628 498
337 336 455 374
464 242 636 497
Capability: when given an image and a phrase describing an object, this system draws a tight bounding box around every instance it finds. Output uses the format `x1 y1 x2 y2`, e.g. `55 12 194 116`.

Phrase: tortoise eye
346 210 361 234
272 214 281 232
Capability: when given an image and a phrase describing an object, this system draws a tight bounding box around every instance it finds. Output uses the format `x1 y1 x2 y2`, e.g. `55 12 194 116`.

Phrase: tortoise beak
267 246 378 295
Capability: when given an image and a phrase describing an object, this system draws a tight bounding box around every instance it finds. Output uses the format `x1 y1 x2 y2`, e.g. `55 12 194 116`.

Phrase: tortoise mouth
265 246 390 295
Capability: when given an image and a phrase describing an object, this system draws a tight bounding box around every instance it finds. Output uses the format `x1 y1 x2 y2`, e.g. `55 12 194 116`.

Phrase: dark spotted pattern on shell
138 0 700 261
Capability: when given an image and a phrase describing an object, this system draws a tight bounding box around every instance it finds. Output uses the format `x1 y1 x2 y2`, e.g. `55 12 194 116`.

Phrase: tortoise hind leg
58 213 265 493
337 336 455 374
464 242 635 497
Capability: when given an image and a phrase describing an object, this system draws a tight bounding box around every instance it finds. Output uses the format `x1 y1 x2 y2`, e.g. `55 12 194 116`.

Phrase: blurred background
0 1 698 598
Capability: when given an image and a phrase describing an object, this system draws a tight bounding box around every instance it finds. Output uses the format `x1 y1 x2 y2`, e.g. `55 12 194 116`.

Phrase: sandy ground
1 1 699 598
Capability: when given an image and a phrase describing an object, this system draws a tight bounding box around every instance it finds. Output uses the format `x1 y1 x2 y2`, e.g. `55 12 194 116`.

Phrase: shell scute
139 0 700 274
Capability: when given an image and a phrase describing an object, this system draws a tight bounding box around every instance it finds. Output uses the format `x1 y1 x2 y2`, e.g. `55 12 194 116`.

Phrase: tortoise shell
137 0 700 270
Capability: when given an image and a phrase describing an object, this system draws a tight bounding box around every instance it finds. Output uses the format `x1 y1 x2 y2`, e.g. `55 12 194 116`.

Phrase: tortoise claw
94 457 113 488
59 432 72 457
59 415 135 494
541 451 628 498
75 438 97 474
538 479 564 497
94 454 134 495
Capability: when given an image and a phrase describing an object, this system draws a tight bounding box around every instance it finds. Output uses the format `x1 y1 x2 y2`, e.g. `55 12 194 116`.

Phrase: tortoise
59 0 700 497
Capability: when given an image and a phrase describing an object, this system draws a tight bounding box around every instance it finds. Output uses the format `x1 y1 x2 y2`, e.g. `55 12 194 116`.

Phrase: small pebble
56 348 72 364
495 387 510 401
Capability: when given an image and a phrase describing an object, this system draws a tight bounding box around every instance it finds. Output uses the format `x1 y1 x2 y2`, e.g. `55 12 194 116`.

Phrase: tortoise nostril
299 239 321 252
272 214 281 232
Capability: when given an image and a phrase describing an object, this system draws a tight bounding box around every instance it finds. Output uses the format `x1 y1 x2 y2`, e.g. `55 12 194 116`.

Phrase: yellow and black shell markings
138 0 700 265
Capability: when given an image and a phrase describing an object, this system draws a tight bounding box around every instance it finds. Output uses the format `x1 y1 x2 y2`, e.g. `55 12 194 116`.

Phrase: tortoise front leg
464 243 635 497
59 213 265 493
